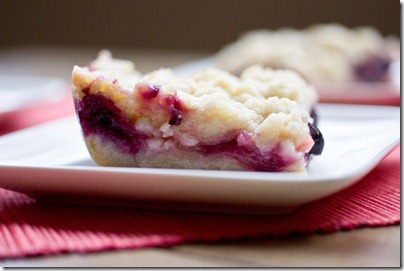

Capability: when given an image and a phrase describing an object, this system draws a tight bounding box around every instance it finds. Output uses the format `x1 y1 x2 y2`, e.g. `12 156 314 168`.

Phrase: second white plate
174 58 401 105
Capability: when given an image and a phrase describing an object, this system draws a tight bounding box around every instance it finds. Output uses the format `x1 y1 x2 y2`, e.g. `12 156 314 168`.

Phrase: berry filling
138 83 185 126
164 94 184 126
353 56 391 81
139 84 160 100
76 87 148 155
201 131 289 172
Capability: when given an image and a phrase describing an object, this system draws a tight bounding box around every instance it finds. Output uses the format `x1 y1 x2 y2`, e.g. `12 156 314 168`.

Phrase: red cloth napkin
0 145 400 259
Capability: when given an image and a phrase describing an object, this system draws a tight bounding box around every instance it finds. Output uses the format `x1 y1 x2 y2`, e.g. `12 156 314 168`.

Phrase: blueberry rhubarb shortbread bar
72 51 324 172
215 23 399 83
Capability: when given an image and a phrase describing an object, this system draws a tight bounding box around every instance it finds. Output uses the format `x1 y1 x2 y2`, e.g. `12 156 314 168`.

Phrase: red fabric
0 93 400 259
0 146 400 259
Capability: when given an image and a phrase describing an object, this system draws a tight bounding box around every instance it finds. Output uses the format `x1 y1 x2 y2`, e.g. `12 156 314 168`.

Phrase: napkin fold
0 145 400 259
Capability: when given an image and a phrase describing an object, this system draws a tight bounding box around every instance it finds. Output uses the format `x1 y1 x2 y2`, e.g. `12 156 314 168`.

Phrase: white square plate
0 104 399 214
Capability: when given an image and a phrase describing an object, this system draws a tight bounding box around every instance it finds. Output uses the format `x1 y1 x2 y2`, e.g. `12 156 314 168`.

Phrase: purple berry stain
353 56 391 81
164 94 184 126
77 87 148 156
201 131 290 172
136 83 184 126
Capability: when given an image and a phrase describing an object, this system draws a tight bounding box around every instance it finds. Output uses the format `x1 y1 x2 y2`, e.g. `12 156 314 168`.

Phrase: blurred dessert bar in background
215 23 399 85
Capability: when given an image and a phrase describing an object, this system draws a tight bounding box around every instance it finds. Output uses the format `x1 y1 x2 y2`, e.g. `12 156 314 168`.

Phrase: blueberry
308 122 324 155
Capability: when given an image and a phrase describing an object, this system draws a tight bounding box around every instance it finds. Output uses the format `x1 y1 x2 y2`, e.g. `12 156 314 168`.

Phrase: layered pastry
72 51 324 173
215 23 399 84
